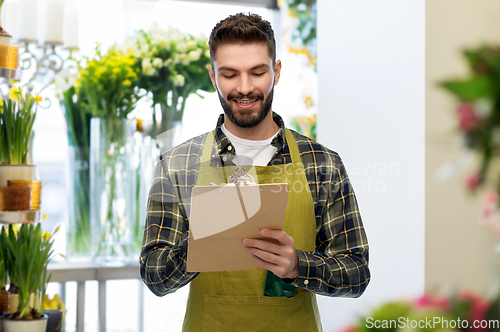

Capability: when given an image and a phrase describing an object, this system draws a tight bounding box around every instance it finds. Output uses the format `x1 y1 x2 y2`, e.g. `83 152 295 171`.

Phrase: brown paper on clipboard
187 183 289 272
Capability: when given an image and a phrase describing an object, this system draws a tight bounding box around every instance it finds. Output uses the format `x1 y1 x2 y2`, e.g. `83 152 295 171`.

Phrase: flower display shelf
0 67 22 82
0 210 40 224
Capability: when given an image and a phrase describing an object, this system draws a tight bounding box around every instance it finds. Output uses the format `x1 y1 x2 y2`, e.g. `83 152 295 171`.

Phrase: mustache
227 92 263 101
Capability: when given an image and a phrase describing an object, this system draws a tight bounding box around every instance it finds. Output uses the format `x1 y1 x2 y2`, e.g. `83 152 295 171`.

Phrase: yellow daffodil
42 294 65 312
304 96 314 109
136 118 143 132
123 79 131 86
30 93 43 106
43 213 47 220
8 86 22 101
42 230 51 240
7 224 20 237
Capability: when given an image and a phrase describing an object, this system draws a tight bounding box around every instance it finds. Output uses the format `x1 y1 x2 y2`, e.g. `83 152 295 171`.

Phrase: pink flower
457 290 489 330
458 103 480 132
486 191 499 203
339 325 360 332
466 173 482 190
414 294 450 311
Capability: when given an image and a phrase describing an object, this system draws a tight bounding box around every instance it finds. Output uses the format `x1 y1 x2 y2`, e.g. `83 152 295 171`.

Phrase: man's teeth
235 99 257 105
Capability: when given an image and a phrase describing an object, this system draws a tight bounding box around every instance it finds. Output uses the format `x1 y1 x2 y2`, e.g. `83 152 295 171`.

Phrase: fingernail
261 229 267 235
243 239 249 245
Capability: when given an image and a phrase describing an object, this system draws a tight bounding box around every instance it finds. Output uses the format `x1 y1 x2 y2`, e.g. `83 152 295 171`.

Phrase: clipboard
187 182 289 272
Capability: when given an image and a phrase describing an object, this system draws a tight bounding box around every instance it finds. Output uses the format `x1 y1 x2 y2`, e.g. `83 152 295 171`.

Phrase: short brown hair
209 13 276 66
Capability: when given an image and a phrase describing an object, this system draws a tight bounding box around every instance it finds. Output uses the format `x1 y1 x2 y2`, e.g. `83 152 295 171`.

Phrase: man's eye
253 72 265 76
223 75 235 78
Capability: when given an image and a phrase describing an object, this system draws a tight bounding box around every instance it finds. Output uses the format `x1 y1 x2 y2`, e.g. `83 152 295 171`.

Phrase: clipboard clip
227 166 256 185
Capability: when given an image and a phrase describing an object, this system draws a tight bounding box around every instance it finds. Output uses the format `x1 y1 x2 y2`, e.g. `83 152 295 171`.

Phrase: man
140 13 370 332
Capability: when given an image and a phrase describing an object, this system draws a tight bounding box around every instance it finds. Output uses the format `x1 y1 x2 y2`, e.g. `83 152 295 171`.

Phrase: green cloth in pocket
264 271 296 298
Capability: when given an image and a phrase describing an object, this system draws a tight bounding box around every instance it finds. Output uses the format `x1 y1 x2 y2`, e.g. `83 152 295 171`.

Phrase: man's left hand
242 229 298 279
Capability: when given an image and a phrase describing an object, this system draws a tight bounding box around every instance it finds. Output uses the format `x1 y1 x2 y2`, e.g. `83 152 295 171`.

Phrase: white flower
142 58 152 68
152 58 163 68
173 74 185 86
143 66 156 76
187 49 202 62
142 58 156 76
173 54 181 64
186 40 197 51
141 46 151 55
133 48 142 58
177 53 190 65
176 41 188 53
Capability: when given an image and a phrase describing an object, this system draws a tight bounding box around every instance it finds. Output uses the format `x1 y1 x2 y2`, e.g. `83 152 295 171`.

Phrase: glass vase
66 146 91 259
134 121 183 253
90 118 138 264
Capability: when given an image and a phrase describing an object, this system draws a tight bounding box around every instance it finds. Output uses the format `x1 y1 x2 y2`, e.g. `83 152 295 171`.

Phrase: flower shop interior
1 0 499 331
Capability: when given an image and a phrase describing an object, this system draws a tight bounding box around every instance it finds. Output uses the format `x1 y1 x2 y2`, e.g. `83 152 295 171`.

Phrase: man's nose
236 74 254 95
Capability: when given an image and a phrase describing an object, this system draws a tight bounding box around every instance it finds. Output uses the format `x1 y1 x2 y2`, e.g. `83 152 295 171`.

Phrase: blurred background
4 0 500 331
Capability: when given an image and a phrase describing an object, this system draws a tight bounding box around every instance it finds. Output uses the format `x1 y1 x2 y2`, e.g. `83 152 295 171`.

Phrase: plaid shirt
140 112 370 298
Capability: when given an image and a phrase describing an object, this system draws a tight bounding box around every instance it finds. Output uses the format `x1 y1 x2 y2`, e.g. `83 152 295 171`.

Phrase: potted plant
0 86 42 187
0 223 58 332
42 294 65 332
0 251 7 315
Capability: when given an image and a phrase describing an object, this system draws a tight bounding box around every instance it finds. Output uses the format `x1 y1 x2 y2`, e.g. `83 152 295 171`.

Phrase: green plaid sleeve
290 134 370 297
139 142 201 296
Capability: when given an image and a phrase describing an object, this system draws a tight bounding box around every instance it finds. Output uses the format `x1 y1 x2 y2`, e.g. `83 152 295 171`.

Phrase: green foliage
439 45 500 193
0 224 57 319
440 78 492 101
0 89 39 165
286 0 317 50
59 86 91 256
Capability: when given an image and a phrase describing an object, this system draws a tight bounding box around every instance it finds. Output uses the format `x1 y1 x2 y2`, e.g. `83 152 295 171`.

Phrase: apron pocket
202 291 318 332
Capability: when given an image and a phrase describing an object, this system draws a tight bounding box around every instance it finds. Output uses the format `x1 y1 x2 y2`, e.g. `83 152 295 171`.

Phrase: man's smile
233 98 259 108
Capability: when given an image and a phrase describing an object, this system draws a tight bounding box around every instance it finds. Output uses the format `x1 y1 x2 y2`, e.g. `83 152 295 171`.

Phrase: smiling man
140 13 370 332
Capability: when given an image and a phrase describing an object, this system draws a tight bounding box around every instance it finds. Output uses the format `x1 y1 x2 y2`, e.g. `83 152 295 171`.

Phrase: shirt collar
214 112 286 155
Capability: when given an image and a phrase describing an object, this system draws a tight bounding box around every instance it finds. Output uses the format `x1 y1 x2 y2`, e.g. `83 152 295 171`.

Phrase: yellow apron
182 128 322 332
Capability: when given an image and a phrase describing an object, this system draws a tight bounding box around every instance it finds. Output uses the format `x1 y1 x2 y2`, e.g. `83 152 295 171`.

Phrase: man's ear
207 65 217 90
273 60 282 86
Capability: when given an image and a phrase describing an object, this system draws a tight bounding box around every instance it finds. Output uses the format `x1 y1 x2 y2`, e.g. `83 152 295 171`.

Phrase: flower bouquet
123 22 215 144
122 23 215 251
440 45 500 227
341 291 494 332
77 44 142 262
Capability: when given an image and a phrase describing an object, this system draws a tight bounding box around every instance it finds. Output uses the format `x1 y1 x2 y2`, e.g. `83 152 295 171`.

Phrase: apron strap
200 130 216 165
265 129 300 298
284 128 302 165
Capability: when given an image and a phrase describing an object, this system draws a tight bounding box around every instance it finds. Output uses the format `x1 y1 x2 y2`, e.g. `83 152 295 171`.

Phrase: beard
218 87 274 128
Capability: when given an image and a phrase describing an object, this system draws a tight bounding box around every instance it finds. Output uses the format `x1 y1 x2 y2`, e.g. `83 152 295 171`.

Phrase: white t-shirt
221 123 279 166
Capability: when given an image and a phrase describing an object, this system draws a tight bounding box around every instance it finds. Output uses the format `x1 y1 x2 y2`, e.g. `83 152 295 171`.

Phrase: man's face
208 42 281 128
